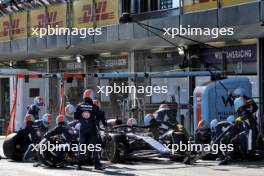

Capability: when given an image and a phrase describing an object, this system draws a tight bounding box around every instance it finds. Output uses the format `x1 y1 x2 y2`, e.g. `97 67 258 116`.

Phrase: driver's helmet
42 113 52 127
233 88 246 98
144 113 154 126
234 97 245 111
65 104 75 118
107 119 117 127
127 117 137 126
226 115 235 124
210 119 218 132
34 96 44 106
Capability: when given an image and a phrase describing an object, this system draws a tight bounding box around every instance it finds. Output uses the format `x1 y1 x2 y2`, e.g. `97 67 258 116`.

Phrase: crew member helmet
210 119 218 132
233 88 246 97
65 104 75 117
234 97 245 111
226 115 235 124
83 89 95 100
75 123 81 131
42 113 52 127
144 113 154 126
34 96 44 106
197 120 209 129
24 114 33 123
56 115 64 126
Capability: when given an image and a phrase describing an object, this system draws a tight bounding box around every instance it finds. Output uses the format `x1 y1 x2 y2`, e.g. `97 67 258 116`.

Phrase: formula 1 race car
101 124 170 163
148 110 190 162
157 122 189 161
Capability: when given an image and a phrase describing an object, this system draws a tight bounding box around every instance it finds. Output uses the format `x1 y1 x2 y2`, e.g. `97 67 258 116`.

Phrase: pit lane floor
0 136 263 176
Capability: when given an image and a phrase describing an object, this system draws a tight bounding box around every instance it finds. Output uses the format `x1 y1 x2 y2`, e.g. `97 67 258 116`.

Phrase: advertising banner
201 44 257 64
0 16 10 41
73 0 119 28
96 0 119 27
29 8 46 36
183 0 217 13
11 12 28 40
73 0 93 28
221 0 257 7
47 3 67 27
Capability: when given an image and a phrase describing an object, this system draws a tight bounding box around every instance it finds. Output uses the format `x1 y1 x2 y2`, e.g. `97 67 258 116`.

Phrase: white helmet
233 88 246 97
127 118 137 126
75 123 81 131
226 115 235 124
234 97 245 111
210 119 218 132
42 113 52 127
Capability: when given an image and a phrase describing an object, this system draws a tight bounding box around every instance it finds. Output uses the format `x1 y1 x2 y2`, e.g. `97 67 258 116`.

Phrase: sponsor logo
79 0 114 24
222 94 234 107
0 20 10 37
82 111 91 119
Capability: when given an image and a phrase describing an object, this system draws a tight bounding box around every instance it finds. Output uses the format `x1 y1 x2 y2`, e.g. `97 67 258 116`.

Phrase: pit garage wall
260 1 264 133
258 38 264 134
9 74 49 131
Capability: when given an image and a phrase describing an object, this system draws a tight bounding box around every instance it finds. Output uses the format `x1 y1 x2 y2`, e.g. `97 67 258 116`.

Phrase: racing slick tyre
37 138 67 167
3 133 31 161
104 135 127 163
106 135 120 163
169 132 188 162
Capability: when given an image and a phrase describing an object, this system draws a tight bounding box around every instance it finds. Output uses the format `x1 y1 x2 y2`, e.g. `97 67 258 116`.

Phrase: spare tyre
3 133 31 161
37 138 68 167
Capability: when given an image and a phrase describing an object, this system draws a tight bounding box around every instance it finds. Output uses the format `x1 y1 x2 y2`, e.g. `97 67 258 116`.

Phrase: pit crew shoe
219 156 232 165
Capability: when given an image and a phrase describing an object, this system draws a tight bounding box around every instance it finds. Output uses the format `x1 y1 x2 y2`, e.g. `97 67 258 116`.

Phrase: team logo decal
82 111 91 119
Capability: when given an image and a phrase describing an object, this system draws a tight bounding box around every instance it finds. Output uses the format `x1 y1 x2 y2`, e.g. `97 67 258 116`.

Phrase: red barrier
6 78 18 135
59 82 65 116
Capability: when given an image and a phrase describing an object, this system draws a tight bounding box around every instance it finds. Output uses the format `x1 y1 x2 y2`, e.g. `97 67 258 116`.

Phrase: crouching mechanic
219 97 258 165
20 113 52 162
44 115 77 142
74 89 104 170
34 113 52 136
233 88 258 114
27 96 44 120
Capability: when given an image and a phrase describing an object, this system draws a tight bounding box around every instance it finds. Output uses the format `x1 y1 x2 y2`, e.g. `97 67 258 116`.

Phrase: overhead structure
0 70 224 79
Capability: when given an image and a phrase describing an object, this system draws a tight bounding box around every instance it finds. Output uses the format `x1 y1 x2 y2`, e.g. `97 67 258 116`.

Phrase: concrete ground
0 136 264 176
